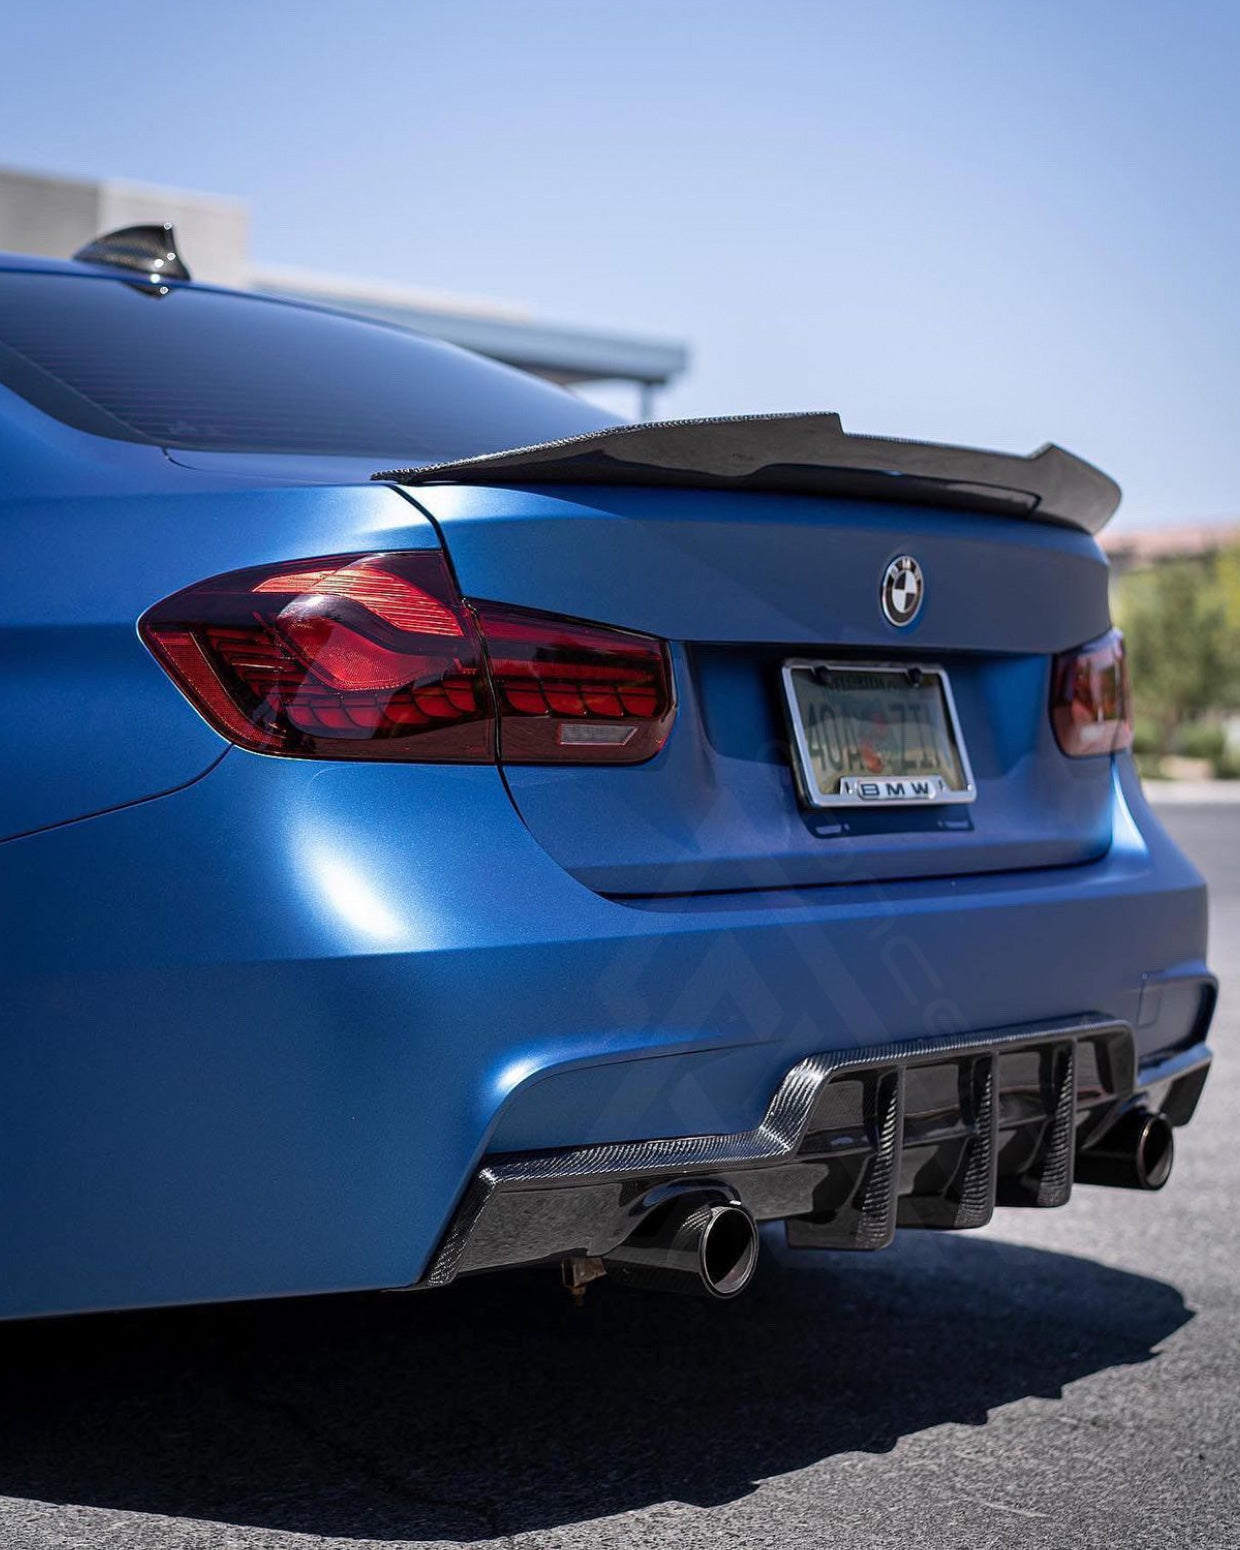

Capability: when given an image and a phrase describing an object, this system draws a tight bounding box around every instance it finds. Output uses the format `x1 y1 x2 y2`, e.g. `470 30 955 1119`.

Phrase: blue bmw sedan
0 225 1214 1316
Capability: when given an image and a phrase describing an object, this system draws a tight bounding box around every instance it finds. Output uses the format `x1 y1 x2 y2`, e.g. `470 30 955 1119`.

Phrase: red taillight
1051 628 1134 758
141 551 675 764
474 601 674 763
142 551 492 760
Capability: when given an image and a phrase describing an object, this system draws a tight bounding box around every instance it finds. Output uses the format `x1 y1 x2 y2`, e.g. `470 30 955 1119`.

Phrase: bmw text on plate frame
781 658 977 808
0 224 1217 1316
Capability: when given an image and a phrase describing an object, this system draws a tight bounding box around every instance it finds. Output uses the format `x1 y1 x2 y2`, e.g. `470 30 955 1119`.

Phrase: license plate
781 660 976 808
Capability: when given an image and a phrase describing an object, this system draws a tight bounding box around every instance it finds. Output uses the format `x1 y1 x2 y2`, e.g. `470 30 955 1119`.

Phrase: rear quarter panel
0 397 439 839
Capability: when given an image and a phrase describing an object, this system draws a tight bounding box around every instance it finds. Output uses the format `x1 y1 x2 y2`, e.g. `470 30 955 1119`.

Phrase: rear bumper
0 750 1214 1317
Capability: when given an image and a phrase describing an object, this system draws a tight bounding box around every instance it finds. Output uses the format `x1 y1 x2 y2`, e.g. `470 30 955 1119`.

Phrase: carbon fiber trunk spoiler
375 412 1121 535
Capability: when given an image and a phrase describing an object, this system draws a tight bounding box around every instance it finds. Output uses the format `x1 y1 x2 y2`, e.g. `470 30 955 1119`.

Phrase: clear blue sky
4 0 1237 528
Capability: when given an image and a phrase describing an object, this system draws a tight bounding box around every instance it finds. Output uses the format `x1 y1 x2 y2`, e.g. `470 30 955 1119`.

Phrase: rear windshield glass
0 271 615 461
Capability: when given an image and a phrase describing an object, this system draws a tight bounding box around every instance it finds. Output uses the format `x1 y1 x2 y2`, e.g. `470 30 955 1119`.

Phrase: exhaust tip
602 1192 760 1298
1076 1107 1175 1191
700 1203 760 1298
1135 1111 1175 1190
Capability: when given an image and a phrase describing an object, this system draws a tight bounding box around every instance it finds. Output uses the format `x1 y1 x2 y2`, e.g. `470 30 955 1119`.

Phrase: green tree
1113 557 1228 750
1211 544 1240 706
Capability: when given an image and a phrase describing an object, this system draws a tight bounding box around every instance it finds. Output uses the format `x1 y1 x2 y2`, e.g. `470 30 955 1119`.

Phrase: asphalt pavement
2 800 1237 1550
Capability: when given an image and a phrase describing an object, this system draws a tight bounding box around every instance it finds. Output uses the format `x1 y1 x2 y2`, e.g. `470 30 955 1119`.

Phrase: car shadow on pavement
0 1230 1190 1543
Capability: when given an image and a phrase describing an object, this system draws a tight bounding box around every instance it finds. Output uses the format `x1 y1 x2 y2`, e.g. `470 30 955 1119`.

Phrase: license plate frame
781 659 977 809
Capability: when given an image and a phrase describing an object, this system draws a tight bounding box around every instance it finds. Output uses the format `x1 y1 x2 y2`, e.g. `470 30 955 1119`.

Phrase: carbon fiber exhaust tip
603 1194 759 1299
1076 1108 1175 1191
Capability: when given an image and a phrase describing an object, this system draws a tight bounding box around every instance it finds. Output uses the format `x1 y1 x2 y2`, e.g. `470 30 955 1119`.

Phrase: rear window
0 271 614 461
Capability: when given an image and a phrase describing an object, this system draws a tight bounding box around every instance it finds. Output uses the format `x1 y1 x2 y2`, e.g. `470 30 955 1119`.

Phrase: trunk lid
402 481 1115 895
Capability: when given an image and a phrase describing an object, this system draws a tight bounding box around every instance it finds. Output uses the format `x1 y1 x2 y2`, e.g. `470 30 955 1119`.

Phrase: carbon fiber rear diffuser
420 1017 1206 1287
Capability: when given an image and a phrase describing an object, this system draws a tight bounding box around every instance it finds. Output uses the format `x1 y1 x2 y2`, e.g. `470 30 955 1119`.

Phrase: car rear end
0 255 1214 1316
371 476 1213 1291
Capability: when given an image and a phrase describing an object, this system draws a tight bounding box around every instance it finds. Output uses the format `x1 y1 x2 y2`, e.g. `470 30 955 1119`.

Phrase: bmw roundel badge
881 555 924 627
